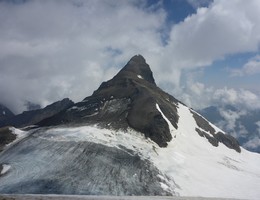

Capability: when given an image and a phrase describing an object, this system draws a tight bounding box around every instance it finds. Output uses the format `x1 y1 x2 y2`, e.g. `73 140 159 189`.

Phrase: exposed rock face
191 110 241 153
199 105 260 153
39 55 179 147
0 98 74 128
0 104 14 121
0 127 16 152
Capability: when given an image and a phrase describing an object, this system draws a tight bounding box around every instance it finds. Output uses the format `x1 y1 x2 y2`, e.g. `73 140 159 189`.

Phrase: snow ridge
152 103 260 199
156 103 177 138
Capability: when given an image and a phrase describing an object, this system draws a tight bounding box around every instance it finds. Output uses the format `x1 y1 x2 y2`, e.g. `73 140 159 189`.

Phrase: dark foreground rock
0 127 16 152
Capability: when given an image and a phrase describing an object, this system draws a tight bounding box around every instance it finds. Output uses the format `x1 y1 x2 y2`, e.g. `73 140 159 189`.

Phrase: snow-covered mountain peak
39 55 240 152
2 56 259 198
39 56 180 147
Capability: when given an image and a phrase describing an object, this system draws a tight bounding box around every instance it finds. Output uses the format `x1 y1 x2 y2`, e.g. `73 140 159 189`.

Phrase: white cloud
213 88 239 106
163 0 260 69
150 0 260 96
218 108 247 132
1 0 260 114
213 87 260 110
244 137 260 150
0 0 166 113
230 55 260 77
172 77 260 111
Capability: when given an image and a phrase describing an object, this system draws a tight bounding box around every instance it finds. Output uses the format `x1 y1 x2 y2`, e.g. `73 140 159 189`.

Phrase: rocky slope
0 98 74 128
199 105 260 153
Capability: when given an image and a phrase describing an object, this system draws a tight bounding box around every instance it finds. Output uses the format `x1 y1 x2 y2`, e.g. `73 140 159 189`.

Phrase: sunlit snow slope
153 103 260 199
0 102 259 199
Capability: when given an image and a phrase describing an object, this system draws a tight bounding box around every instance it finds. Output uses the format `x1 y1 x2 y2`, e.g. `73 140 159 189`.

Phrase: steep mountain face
199 105 260 153
0 55 260 199
0 127 16 152
39 55 237 150
0 104 14 121
0 98 74 128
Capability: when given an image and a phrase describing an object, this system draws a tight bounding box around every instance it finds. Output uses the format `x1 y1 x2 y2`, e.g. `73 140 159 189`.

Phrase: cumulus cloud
162 0 260 69
173 77 260 112
244 137 260 150
0 0 166 113
217 109 247 132
213 87 260 110
1 0 260 114
152 0 260 97
230 55 260 77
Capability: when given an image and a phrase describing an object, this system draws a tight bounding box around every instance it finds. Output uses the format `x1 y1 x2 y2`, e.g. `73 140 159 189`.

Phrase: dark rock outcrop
0 127 16 152
0 104 14 121
192 110 241 153
0 98 74 128
39 55 179 147
199 105 260 153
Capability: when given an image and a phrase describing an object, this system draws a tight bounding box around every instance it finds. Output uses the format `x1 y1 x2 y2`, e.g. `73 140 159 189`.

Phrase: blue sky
202 52 259 90
0 0 260 113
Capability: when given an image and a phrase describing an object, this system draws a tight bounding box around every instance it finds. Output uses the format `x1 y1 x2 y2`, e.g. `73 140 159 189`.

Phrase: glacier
0 102 259 199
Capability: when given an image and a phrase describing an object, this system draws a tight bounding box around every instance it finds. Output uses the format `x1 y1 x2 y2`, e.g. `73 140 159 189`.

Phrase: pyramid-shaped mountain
40 55 239 151
1 55 259 199
40 55 179 147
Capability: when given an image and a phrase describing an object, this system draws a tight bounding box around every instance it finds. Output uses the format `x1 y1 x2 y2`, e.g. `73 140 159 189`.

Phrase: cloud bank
0 0 166 113
1 0 260 113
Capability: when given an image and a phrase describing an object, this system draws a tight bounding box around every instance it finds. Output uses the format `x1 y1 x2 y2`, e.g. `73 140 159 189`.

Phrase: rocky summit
40 55 240 151
40 55 179 147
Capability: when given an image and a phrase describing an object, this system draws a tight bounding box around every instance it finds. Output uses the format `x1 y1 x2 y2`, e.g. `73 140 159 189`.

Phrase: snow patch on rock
156 103 176 136
1 164 11 175
137 75 143 79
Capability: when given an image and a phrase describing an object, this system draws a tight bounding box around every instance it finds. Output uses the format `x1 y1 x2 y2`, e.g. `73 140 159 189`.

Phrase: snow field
152 103 260 200
1 102 259 199
39 102 260 199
